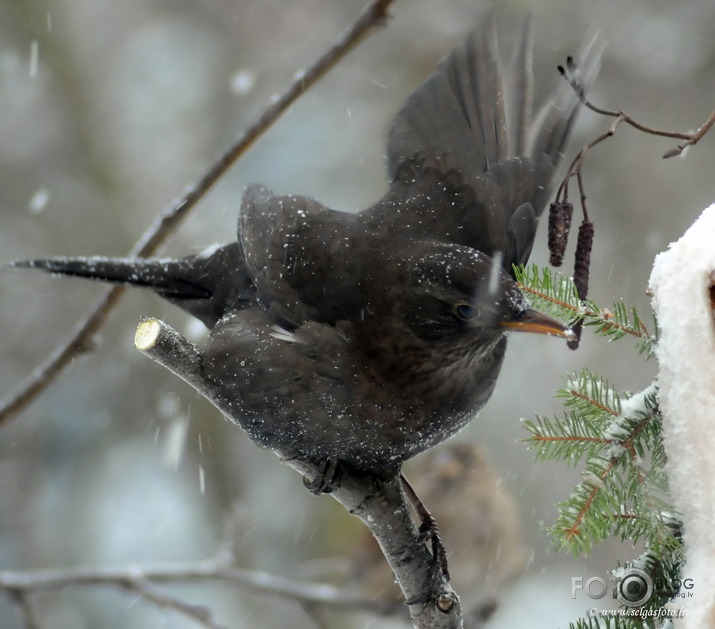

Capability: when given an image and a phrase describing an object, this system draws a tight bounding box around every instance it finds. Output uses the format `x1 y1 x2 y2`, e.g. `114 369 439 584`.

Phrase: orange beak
500 308 575 339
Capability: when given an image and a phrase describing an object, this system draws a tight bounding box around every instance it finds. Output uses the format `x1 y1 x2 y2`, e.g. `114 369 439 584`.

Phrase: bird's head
378 241 573 343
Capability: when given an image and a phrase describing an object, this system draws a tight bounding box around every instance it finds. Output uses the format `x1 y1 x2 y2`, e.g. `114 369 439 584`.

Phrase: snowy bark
649 203 715 628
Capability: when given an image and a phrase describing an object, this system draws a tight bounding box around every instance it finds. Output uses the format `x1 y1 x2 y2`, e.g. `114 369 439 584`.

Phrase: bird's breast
355 330 508 421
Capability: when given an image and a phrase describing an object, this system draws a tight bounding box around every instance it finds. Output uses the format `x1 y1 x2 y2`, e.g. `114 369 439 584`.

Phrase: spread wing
361 13 600 271
238 184 360 329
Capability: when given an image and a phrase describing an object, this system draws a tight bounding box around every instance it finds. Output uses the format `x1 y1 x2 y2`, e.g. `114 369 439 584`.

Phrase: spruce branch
556 455 622 554
514 265 657 357
527 376 672 558
567 617 642 629
523 412 614 465
560 370 622 417
525 371 625 465
531 366 682 628
519 266 679 608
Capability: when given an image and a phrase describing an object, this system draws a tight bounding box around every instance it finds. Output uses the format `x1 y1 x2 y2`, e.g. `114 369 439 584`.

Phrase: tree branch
0 0 396 429
5 588 40 629
133 318 463 629
120 576 226 629
558 56 715 158
549 57 714 339
0 555 396 629
554 55 715 220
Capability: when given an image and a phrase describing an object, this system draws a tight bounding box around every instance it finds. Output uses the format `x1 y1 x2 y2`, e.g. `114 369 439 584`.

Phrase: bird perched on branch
14 15 597 479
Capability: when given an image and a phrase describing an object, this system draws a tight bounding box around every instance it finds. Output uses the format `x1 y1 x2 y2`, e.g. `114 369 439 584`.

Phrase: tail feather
12 243 253 328
12 256 209 297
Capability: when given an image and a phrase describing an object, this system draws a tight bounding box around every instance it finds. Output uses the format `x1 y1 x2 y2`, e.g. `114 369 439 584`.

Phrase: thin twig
564 456 618 541
0 0 396 429
123 575 225 629
559 57 714 158
662 110 715 158
579 97 715 158
568 389 620 417
556 56 715 209
555 114 626 210
6 588 40 629
552 60 714 336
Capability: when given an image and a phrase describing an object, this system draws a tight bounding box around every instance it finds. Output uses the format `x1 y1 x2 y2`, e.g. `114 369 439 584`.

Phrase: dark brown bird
13 15 597 476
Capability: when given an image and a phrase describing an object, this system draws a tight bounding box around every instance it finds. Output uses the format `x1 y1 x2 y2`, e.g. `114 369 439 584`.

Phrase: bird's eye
454 303 479 320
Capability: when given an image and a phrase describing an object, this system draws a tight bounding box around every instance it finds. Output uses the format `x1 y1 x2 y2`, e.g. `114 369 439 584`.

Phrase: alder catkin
573 219 594 300
567 219 594 351
547 201 574 267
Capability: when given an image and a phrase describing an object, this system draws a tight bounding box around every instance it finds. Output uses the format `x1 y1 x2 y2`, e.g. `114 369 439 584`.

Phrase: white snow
649 202 715 628
229 69 256 95
29 40 38 78
28 188 49 213
184 316 208 343
161 412 189 471
618 382 657 420
488 249 504 295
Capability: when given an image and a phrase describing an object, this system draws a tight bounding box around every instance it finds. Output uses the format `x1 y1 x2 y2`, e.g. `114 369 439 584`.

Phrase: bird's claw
418 513 451 584
401 473 451 584
303 458 340 495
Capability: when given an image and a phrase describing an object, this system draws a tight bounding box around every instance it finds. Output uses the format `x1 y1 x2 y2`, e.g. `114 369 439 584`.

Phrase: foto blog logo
571 568 653 607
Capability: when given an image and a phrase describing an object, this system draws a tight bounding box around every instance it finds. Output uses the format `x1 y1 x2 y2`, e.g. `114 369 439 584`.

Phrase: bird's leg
302 458 340 495
400 473 450 583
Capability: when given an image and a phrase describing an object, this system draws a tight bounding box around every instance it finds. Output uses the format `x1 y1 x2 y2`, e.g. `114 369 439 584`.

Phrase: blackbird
13 15 597 476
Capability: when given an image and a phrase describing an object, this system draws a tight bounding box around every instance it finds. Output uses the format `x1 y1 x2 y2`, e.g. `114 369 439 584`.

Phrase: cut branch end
135 319 162 351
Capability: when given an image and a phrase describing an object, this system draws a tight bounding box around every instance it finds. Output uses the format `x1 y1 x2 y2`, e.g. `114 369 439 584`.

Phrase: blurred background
1 0 714 627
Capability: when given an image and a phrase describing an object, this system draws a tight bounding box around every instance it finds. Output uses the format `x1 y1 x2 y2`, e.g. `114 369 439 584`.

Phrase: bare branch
0 0 396 428
0 556 396 627
550 56 713 352
134 317 463 629
555 113 625 210
558 56 715 158
662 110 715 158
